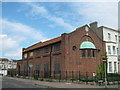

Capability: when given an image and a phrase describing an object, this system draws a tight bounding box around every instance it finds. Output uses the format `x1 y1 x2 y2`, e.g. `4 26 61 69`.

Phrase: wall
103 27 119 73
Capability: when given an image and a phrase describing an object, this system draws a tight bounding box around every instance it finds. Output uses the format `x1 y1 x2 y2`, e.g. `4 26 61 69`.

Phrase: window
54 44 61 51
36 64 40 71
108 46 111 55
24 53 27 59
36 50 40 56
109 62 112 72
82 50 86 57
54 62 60 74
115 35 117 42
72 46 77 51
30 52 33 57
24 64 27 73
108 33 111 41
44 48 49 53
119 36 120 42
117 48 118 55
92 50 95 57
44 64 49 73
114 62 117 73
113 46 116 55
88 50 91 57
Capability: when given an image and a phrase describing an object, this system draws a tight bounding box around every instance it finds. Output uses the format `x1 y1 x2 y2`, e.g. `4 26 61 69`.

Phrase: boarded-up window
24 64 27 73
44 48 49 53
54 44 61 51
54 62 60 74
36 50 40 56
30 52 33 57
24 53 27 59
36 64 40 71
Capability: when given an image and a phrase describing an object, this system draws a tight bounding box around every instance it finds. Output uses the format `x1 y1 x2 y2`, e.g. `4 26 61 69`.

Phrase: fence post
59 71 61 82
38 70 39 78
72 71 74 82
54 71 55 79
66 71 67 81
15 70 16 76
41 71 43 79
79 71 81 83
86 72 88 84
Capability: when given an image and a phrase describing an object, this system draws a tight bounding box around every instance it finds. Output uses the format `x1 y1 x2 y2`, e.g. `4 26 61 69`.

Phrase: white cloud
71 2 118 29
27 3 48 16
2 19 47 41
1 19 48 59
25 3 75 31
2 0 119 2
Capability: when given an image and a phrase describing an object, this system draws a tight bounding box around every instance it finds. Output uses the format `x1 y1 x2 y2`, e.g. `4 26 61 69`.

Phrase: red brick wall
63 25 106 73
18 25 106 77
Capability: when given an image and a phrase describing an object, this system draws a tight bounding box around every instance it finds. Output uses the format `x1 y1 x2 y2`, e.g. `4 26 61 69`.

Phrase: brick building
17 22 106 78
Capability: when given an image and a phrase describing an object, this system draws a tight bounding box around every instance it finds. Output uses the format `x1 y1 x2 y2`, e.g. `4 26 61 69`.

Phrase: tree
96 52 108 78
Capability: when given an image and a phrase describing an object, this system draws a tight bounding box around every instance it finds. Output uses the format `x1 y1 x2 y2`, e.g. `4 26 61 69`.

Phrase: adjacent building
0 58 18 76
89 22 120 74
102 27 119 73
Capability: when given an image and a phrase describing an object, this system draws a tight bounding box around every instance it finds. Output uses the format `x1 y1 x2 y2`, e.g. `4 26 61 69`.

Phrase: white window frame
109 62 112 72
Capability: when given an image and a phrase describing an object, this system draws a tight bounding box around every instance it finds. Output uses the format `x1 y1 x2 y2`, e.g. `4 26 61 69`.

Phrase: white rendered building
0 58 17 76
89 22 120 74
102 27 119 73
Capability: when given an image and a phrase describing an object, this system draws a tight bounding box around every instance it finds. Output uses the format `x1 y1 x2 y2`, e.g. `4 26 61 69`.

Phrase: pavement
2 76 120 89
2 76 103 88
2 76 48 88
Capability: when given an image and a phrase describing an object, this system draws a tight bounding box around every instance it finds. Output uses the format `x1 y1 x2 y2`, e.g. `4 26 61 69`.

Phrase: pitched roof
12 60 18 62
0 58 9 61
24 36 61 52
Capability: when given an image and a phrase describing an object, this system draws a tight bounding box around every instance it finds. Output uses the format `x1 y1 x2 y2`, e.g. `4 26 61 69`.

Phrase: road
1 76 120 89
2 77 48 88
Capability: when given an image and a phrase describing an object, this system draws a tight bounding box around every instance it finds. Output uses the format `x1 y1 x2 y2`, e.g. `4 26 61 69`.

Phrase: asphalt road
1 76 120 89
2 77 47 88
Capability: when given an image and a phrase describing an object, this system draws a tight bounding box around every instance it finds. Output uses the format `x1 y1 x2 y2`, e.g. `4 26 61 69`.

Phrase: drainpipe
50 45 52 77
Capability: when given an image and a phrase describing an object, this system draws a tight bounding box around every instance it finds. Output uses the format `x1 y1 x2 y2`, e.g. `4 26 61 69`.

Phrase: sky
1 1 118 60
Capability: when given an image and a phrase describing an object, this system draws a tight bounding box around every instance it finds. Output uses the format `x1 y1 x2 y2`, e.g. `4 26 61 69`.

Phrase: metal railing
7 70 120 85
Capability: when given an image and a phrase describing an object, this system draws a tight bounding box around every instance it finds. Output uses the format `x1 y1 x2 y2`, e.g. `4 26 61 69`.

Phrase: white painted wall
103 27 119 73
0 60 18 76
0 70 7 76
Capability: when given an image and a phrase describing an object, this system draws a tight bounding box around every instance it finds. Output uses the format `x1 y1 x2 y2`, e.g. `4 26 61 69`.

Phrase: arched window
80 41 96 49
80 41 96 57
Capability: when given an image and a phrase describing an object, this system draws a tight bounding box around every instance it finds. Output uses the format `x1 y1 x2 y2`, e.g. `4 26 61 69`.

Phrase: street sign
102 57 107 63
102 56 107 88
29 64 33 68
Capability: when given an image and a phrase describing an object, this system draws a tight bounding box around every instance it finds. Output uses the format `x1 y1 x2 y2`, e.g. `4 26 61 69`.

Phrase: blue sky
1 1 118 59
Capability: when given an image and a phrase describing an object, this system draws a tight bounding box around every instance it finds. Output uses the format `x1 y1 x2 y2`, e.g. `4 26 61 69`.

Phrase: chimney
89 22 98 31
22 48 26 52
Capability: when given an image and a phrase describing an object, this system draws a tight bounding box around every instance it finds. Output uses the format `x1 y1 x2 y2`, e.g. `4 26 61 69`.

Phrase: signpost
102 56 107 88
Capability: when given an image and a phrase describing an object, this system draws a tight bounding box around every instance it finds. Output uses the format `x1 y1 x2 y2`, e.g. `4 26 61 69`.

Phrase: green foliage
34 77 38 80
22 76 26 79
69 78 76 81
16 76 20 78
39 78 44 81
96 52 108 75
81 78 94 82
